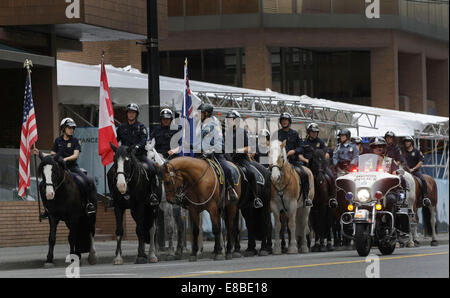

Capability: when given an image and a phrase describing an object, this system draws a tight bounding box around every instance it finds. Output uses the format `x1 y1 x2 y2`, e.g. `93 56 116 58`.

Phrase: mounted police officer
196 103 238 202
33 118 96 218
116 103 159 206
254 128 271 167
333 129 359 174
149 108 179 159
302 123 337 207
277 113 312 207
224 110 263 208
402 136 430 206
385 131 407 167
352 136 370 155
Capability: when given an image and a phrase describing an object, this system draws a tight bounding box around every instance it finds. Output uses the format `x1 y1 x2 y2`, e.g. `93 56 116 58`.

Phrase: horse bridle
163 161 217 206
45 166 66 192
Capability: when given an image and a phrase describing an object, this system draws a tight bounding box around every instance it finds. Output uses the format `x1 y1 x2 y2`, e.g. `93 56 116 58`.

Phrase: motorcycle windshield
358 154 383 173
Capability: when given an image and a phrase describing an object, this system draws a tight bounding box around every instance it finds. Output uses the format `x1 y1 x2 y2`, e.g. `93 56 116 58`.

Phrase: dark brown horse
162 156 242 261
410 173 439 246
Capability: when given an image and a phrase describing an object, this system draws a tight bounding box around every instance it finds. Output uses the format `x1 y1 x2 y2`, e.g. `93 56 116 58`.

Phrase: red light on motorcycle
375 191 383 200
352 168 358 173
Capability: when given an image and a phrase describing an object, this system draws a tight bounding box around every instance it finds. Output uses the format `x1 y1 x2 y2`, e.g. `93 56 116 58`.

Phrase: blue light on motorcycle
345 192 353 201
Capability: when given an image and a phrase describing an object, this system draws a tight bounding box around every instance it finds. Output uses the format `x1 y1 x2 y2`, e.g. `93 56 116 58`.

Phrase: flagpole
24 59 42 222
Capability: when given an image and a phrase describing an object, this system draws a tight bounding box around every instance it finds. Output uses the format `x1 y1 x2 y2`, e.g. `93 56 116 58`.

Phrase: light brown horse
269 140 314 255
410 173 439 246
161 156 242 261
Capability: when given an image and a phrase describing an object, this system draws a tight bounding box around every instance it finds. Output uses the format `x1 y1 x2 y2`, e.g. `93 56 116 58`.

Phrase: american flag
179 58 194 157
18 74 38 198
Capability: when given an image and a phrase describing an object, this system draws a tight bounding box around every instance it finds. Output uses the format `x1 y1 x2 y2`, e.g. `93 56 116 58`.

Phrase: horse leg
280 211 288 254
310 207 321 252
271 201 282 255
87 233 97 265
242 208 257 257
429 205 439 246
132 208 148 264
232 211 242 258
296 206 310 253
173 206 185 259
164 203 176 260
148 217 158 263
44 216 59 268
188 208 200 262
210 204 225 261
287 201 298 254
113 207 125 265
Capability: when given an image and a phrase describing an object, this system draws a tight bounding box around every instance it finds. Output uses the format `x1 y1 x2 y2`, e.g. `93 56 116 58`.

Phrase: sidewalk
0 233 447 271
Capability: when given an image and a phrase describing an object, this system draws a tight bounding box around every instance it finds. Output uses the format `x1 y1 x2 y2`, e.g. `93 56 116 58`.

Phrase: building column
398 52 427 114
427 58 449 117
370 46 399 110
244 39 272 91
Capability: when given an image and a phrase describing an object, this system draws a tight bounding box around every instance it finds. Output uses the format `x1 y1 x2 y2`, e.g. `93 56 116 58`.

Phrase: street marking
162 251 448 278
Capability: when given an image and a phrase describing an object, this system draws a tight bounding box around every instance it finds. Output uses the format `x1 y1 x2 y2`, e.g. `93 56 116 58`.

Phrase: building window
271 47 371 105
148 48 245 87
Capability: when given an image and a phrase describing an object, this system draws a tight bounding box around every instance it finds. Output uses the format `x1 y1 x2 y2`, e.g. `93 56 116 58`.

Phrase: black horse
38 153 97 268
309 149 335 252
107 143 160 265
230 156 272 257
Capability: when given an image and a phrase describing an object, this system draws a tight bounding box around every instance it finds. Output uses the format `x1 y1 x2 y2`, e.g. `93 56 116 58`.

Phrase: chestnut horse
162 156 242 261
269 140 314 255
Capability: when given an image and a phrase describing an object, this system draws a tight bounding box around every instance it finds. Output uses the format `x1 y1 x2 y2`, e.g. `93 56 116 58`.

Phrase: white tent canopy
57 60 448 137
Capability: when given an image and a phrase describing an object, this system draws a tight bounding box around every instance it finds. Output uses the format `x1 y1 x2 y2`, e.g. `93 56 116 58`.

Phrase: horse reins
164 160 218 206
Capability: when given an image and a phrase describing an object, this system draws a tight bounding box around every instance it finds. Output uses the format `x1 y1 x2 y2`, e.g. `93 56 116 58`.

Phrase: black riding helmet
338 128 351 139
403 136 414 144
385 131 396 139
126 103 140 116
160 108 174 120
279 112 292 125
198 103 214 116
307 123 320 133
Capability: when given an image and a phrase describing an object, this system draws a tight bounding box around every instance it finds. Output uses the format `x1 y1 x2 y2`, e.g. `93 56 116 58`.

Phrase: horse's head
310 149 328 175
161 160 184 205
37 153 66 200
146 138 165 167
110 142 136 195
268 139 287 183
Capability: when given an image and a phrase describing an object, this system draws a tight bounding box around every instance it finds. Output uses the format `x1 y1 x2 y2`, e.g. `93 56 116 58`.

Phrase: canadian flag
98 61 118 166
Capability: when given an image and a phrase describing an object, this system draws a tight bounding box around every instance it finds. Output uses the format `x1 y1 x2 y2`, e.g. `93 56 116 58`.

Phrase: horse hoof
288 246 298 254
232 251 242 258
413 240 421 247
326 244 334 252
273 248 282 255
259 250 269 257
148 256 159 263
226 253 233 260
345 245 353 251
311 244 320 252
44 262 55 269
244 250 257 257
88 254 97 265
135 257 147 264
165 254 175 261
431 240 439 247
395 242 401 248
334 245 344 251
189 255 198 262
113 257 123 265
406 241 415 248
298 246 309 254
214 254 225 261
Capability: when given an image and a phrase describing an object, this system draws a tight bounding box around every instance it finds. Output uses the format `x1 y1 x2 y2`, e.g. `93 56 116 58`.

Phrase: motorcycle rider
353 136 370 155
301 123 337 207
385 131 407 167
277 113 312 207
402 136 430 207
333 129 359 174
196 103 238 202
224 110 263 208
116 103 159 206
33 118 97 218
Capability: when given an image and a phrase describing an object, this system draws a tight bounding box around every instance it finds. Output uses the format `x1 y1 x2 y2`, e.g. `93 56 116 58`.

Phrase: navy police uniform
386 143 406 166
333 142 359 170
150 125 179 158
404 147 428 198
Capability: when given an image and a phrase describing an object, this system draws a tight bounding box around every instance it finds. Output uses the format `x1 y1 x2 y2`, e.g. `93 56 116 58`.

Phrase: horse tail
422 206 433 237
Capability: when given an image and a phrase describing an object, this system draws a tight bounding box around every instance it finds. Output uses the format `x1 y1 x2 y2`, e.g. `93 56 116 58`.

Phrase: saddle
206 157 225 185
70 171 92 198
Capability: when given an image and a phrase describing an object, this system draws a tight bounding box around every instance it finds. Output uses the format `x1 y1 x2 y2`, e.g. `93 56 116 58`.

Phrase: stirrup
39 211 49 220
423 197 431 207
253 197 263 209
86 203 96 215
304 198 313 207
328 198 338 208
149 194 159 206
228 187 238 202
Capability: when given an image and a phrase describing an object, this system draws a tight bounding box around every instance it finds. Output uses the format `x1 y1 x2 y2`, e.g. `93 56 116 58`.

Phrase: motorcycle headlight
357 189 371 202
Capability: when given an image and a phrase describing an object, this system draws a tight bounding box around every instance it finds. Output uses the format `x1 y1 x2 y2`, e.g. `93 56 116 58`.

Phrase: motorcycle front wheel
355 223 372 257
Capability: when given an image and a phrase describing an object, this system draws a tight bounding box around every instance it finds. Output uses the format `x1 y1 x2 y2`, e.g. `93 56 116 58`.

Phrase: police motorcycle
337 154 411 257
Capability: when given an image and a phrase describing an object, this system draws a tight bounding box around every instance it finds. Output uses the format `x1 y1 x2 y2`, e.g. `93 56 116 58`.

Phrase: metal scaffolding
195 91 380 133
414 121 449 179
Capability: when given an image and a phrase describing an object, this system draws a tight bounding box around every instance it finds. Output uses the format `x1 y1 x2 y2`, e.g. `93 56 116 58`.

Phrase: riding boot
326 169 337 208
227 177 239 203
148 178 159 206
296 166 312 207
40 208 49 220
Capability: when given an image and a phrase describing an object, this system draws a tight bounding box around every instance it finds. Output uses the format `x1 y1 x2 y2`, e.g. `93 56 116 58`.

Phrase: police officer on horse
385 131 407 167
149 108 180 159
301 123 337 206
333 128 359 174
196 103 239 202
224 110 264 208
116 103 159 206
402 136 431 206
33 118 96 218
277 112 312 207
